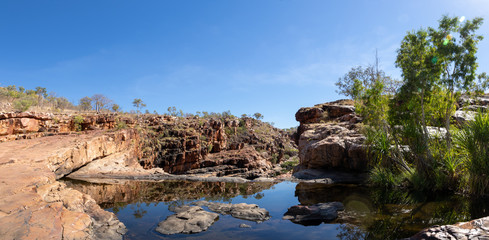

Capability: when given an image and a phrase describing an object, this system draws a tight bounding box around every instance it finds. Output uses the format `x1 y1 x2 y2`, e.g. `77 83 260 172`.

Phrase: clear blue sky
1 0 488 128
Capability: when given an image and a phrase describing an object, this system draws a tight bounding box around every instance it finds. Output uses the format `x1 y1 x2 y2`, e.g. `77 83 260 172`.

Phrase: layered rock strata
293 100 367 178
0 130 138 239
0 112 134 142
139 115 297 178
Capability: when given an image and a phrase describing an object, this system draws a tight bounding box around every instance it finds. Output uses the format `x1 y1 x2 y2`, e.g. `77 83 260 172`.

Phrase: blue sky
1 0 488 128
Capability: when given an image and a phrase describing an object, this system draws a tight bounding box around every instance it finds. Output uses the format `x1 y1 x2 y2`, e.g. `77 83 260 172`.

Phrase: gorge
1 99 489 239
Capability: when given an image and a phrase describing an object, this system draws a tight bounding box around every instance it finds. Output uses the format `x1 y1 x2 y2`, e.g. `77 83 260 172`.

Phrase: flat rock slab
283 202 344 225
156 206 219 235
0 131 130 240
192 200 270 222
292 169 367 184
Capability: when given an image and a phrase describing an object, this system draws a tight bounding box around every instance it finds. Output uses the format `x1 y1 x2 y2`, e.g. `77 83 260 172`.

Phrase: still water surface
63 179 489 240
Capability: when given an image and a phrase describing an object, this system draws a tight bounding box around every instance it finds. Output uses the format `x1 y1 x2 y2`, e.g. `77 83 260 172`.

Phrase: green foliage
335 65 400 99
112 104 120 112
167 106 178 116
280 156 299 172
73 115 84 132
208 143 213 152
132 98 146 113
369 166 404 188
13 98 35 112
79 97 92 111
253 112 263 120
92 94 112 112
270 153 279 164
116 119 128 130
1 85 76 112
224 127 234 136
340 16 488 193
455 112 489 195
386 15 488 192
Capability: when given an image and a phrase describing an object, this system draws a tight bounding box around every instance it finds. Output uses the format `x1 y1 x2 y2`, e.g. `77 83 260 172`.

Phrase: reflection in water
63 179 489 240
63 179 274 215
295 182 489 239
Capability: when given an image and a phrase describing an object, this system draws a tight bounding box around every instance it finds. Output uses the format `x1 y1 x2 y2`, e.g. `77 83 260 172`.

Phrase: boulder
192 201 270 222
156 206 219 235
297 123 367 172
295 107 324 124
282 202 344 225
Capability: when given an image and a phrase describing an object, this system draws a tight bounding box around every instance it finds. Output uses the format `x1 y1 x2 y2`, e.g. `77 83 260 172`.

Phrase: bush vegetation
1 85 76 112
337 15 489 196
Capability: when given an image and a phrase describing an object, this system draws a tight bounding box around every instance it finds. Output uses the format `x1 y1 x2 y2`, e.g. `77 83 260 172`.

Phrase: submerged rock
239 223 252 228
156 206 219 235
192 200 270 222
283 202 344 225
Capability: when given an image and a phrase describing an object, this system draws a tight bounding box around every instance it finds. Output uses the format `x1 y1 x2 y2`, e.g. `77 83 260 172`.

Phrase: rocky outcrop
0 130 139 239
408 216 489 240
139 115 297 178
0 112 134 142
192 201 270 222
188 146 273 179
283 202 344 225
156 206 219 235
293 100 367 177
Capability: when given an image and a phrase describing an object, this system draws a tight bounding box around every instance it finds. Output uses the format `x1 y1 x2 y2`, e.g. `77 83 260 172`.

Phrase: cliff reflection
63 179 274 209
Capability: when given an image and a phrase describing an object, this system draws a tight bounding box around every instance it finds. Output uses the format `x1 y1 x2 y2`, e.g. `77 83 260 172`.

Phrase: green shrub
369 166 405 188
13 98 34 112
280 156 299 172
116 119 128 130
455 112 489 195
73 115 84 131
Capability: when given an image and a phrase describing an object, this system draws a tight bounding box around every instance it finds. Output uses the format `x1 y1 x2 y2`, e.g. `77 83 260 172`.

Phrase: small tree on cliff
253 112 263 120
91 94 112 113
112 104 121 112
132 98 146 114
79 96 92 111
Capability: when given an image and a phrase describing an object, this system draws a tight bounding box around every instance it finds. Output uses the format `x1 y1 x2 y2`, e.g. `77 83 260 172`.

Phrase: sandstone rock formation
138 115 297 178
0 130 138 239
156 200 269 235
156 206 219 235
0 112 134 142
293 100 367 178
192 200 271 222
283 202 344 225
